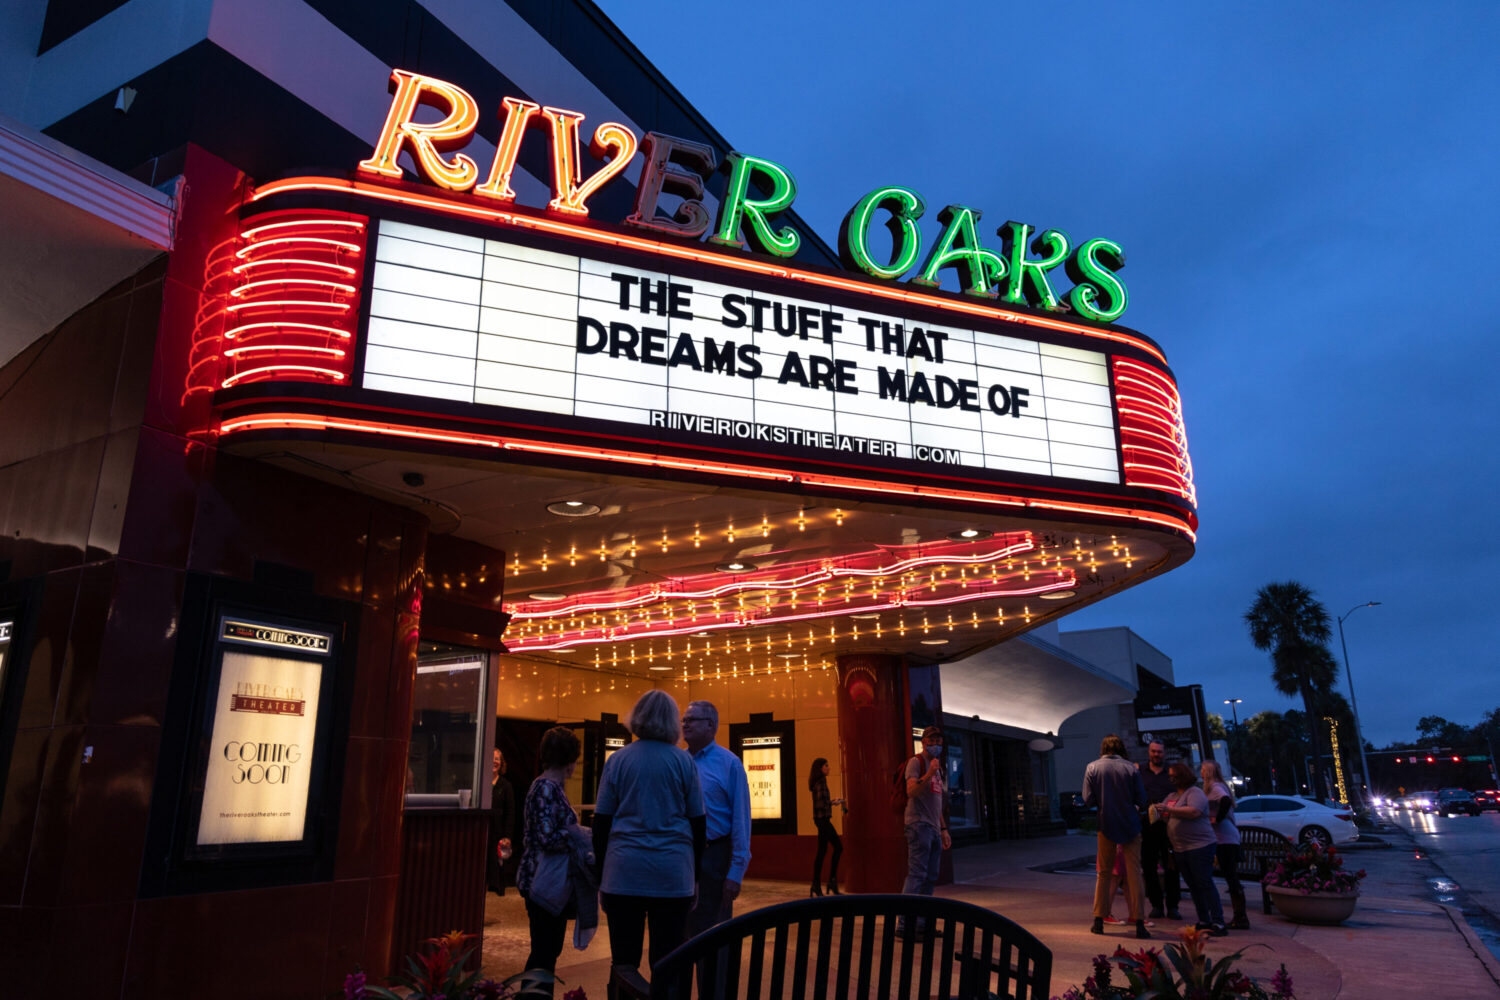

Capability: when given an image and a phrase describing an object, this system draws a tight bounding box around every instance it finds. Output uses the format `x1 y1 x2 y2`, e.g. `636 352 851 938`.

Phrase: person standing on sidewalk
1202 759 1249 929
681 700 751 940
902 725 950 902
1161 762 1226 935
808 757 845 896
1082 734 1150 939
1139 740 1183 920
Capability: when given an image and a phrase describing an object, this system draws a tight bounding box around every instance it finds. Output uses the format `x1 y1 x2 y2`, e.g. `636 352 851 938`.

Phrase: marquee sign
365 219 1120 483
356 70 1129 321
219 69 1195 537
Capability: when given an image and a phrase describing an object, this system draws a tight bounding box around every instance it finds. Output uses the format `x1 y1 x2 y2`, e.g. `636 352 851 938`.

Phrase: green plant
1262 841 1365 893
342 931 585 1000
1050 927 1297 1000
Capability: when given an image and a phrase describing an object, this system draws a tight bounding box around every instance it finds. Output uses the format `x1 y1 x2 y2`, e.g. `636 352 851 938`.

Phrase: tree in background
1415 715 1470 748
1245 581 1338 799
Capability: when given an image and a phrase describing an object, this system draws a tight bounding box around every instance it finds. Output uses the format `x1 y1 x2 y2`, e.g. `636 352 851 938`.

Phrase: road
1379 805 1500 957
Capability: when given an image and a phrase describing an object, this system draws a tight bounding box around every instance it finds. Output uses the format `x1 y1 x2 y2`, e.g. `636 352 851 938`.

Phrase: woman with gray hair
593 689 706 983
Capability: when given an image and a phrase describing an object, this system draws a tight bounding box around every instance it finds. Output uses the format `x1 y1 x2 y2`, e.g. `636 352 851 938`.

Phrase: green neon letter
911 205 1005 297
838 186 926 280
710 152 800 258
998 221 1069 310
1065 238 1128 322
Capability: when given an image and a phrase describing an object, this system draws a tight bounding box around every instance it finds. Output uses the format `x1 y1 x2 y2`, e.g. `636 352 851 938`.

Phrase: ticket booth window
408 642 489 804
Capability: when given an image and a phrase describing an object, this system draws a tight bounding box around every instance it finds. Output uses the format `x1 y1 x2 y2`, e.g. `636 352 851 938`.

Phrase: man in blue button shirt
1082 734 1150 939
682 700 752 938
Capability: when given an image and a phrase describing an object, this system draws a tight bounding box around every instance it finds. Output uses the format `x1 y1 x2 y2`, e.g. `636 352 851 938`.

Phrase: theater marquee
364 220 1121 483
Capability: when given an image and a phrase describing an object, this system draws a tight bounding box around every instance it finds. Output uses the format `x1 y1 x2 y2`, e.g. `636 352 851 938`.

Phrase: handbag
529 850 572 916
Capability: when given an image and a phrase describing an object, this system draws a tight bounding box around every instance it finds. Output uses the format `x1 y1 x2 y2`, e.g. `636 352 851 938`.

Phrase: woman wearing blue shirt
592 690 705 981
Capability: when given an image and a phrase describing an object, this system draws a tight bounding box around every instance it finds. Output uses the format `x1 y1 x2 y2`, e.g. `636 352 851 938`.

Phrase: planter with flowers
344 931 587 1000
1261 841 1366 925
1051 926 1298 1000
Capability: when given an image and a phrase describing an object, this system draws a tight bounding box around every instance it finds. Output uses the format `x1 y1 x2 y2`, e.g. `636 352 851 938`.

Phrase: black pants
1215 842 1243 896
1140 820 1181 910
686 837 734 940
813 818 842 884
524 897 568 973
601 891 694 974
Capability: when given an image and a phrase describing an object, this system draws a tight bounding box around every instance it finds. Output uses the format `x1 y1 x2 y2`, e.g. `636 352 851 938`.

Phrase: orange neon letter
474 97 542 203
541 107 639 216
358 69 481 191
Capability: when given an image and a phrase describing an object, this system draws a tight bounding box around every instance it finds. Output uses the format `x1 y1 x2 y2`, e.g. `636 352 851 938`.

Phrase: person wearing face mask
901 725 951 910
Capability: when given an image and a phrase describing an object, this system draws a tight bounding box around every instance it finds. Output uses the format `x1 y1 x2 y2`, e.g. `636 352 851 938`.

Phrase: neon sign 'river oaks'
355 70 1131 322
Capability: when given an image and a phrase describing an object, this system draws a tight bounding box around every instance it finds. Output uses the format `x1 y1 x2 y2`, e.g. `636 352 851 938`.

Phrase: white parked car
1232 795 1360 846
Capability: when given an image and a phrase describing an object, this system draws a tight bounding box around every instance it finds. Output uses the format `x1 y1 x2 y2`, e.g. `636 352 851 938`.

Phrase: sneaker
1135 921 1151 940
1147 907 1165 919
1102 915 1125 925
1210 923 1228 937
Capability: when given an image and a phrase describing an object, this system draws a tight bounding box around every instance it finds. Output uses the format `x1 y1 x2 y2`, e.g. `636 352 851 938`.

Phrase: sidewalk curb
1438 902 1500 990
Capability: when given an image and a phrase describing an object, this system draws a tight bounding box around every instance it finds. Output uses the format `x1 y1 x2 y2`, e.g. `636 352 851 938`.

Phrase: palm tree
1245 582 1338 799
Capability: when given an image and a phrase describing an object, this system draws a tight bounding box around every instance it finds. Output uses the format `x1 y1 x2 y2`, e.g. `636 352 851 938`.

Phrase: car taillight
1334 812 1354 821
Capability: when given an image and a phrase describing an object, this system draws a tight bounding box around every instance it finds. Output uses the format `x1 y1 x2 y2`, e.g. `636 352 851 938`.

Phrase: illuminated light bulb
660 530 669 553
797 511 807 532
727 521 735 543
693 524 702 548
599 542 608 562
922 615 930 634
835 509 844 527
569 545 577 567
898 619 907 636
1023 605 1032 624
946 613 954 631
971 611 979 629
541 550 550 572
875 621 883 638
512 553 521 576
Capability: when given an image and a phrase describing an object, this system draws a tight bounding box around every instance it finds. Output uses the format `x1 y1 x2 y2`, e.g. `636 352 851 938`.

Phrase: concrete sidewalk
478 827 1500 998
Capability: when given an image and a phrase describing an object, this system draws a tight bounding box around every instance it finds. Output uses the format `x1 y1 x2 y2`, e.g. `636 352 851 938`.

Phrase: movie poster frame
140 574 358 897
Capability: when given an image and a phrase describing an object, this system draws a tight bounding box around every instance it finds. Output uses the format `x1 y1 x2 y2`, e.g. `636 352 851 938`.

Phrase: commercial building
0 2 1196 995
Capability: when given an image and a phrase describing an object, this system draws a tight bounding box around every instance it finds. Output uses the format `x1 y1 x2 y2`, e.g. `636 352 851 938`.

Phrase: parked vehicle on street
1433 788 1481 816
1474 789 1500 812
1232 794 1360 846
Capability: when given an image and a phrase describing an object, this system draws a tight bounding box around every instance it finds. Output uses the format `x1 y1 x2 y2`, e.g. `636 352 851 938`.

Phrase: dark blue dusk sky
599 1 1500 747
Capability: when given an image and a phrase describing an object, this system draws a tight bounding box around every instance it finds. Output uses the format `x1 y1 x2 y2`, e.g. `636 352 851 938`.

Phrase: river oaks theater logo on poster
195 620 330 847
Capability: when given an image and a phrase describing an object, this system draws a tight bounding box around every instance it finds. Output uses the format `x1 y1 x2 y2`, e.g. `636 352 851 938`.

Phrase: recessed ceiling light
920 638 949 645
849 613 881 620
546 500 601 517
947 528 992 541
648 664 673 671
550 648 575 654
528 592 567 601
776 652 800 659
1040 590 1076 600
692 631 713 638
716 561 756 573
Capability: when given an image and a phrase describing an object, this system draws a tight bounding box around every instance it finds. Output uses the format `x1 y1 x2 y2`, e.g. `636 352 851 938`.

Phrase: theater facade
0 2 1195 996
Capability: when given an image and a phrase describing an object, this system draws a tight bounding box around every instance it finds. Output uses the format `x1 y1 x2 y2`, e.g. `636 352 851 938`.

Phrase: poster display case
729 712 797 835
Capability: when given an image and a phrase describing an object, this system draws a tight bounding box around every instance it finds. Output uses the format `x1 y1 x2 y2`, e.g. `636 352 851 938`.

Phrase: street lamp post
1337 601 1381 805
1224 698 1243 729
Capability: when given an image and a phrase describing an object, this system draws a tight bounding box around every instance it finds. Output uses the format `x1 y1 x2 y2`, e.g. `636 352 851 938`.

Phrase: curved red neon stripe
232 257 360 277
509 536 1036 619
216 411 1196 540
224 321 353 341
249 176 1168 364
229 278 358 298
223 344 348 358
221 366 347 388
509 576 1075 651
240 218 367 239
235 236 363 258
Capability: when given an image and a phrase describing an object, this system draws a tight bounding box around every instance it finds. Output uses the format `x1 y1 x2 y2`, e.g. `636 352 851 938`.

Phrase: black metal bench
646 893 1051 1000
1230 825 1294 914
